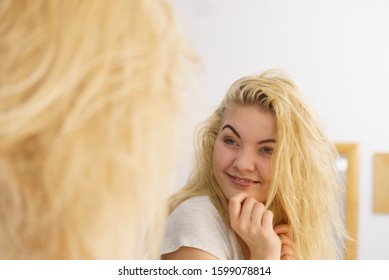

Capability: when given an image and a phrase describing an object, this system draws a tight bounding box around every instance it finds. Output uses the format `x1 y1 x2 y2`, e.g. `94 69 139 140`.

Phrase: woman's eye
259 147 273 155
223 138 238 146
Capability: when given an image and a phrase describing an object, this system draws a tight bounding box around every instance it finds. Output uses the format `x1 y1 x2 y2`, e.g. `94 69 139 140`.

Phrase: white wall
169 0 389 259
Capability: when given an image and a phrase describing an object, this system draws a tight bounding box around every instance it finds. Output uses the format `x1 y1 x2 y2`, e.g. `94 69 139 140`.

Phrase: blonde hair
0 0 197 259
169 70 348 259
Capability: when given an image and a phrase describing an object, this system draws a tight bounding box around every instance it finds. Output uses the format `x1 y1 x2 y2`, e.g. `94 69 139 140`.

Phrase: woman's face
212 104 277 203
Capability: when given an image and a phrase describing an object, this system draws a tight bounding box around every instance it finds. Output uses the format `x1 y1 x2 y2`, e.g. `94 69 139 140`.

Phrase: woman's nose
232 148 256 172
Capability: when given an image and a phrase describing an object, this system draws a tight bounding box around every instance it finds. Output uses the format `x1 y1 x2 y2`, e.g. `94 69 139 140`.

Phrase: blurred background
169 0 389 259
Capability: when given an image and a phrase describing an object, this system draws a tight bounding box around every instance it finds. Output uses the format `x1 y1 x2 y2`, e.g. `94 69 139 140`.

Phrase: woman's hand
274 224 298 260
228 193 281 260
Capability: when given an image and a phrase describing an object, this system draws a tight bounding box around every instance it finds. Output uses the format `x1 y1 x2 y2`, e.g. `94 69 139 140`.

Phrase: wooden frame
373 153 389 212
335 143 359 260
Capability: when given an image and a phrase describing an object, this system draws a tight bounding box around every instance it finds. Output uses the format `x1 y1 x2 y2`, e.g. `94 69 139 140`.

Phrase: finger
273 224 290 234
261 209 274 230
229 192 250 204
239 197 256 221
251 202 265 227
281 254 297 260
228 193 249 222
274 224 293 238
281 244 296 259
278 233 295 248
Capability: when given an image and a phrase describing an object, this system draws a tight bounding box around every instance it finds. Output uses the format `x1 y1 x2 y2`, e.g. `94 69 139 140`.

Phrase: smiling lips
227 173 260 187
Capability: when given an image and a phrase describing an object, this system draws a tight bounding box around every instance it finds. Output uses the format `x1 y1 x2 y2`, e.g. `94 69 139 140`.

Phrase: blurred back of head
0 0 197 259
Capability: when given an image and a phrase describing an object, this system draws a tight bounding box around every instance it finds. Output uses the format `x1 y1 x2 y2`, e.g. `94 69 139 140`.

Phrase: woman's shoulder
175 195 213 208
167 195 222 227
177 195 212 205
162 195 237 259
171 196 218 219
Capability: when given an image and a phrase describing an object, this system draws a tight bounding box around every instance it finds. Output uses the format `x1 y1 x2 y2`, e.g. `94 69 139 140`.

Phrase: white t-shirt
160 196 243 259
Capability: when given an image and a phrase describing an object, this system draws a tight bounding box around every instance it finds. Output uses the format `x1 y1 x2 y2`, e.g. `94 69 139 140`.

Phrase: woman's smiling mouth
226 173 260 187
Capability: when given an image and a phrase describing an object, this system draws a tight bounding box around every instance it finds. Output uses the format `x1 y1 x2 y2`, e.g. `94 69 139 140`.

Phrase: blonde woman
161 70 348 260
0 0 197 259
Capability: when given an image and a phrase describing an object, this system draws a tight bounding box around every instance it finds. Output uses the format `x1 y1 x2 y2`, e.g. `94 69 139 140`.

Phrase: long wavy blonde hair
169 70 348 259
0 0 197 259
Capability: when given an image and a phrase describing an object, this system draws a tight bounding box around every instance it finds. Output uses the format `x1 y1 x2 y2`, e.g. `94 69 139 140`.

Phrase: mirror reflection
335 144 359 260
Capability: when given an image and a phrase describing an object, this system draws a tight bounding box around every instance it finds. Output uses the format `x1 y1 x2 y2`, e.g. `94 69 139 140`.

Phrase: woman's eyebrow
221 124 240 138
222 124 276 144
257 139 276 145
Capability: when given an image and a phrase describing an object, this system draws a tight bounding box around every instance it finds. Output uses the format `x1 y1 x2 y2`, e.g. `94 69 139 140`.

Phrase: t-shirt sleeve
160 196 232 259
